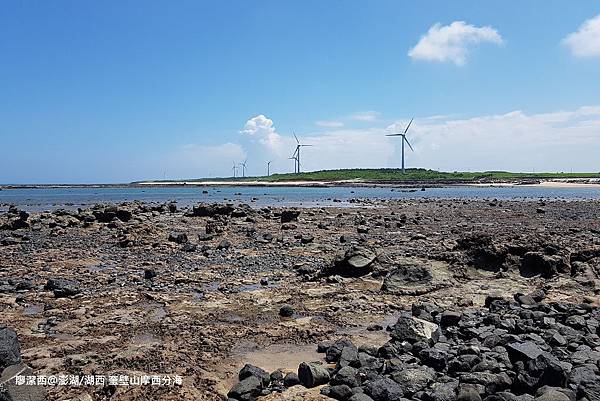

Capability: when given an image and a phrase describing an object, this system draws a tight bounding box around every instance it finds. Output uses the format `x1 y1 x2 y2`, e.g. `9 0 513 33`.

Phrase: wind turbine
289 156 298 173
232 162 237 178
239 160 247 178
267 161 272 176
291 132 313 174
386 117 414 174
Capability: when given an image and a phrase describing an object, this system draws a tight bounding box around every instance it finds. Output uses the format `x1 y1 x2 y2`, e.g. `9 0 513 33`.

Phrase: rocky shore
0 198 599 400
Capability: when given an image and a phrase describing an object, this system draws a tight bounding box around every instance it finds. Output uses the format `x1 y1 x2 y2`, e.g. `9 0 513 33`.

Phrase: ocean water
1 185 600 212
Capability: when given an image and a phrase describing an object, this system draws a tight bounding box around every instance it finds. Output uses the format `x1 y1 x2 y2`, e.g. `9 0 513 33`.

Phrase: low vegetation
142 168 600 184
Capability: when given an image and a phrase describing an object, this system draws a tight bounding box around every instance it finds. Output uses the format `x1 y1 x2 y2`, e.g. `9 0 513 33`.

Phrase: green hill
139 168 600 184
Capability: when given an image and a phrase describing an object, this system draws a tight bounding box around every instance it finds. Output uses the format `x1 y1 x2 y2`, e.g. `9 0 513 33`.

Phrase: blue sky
1 1 600 183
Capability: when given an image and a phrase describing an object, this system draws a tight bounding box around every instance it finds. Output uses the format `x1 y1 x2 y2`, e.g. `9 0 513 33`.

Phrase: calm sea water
1 185 600 211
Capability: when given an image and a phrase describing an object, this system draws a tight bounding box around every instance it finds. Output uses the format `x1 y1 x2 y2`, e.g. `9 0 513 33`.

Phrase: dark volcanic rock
0 327 21 369
283 372 300 387
144 268 157 280
440 311 462 327
457 233 506 272
44 278 80 298
238 364 270 387
227 375 262 399
279 305 294 317
391 367 434 395
0 237 19 246
191 203 234 217
324 247 377 277
216 239 232 250
1 207 30 230
391 316 440 343
168 232 188 244
298 362 330 388
280 210 301 223
506 342 544 362
520 252 566 278
364 377 404 401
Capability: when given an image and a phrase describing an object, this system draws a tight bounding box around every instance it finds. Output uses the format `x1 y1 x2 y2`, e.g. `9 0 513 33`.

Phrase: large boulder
298 362 330 388
191 203 234 217
323 247 377 277
391 367 435 395
326 339 356 363
0 327 21 369
391 316 440 344
506 342 544 363
520 252 568 278
227 376 262 399
280 210 301 223
364 377 405 401
0 208 29 230
238 364 270 387
44 278 81 298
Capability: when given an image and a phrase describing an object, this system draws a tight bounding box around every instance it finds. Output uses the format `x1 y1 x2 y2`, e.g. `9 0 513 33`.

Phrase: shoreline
2 177 600 190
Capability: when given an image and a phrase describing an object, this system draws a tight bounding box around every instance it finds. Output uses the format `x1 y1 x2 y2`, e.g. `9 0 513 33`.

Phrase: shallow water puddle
215 342 322 395
241 343 322 373
22 304 43 316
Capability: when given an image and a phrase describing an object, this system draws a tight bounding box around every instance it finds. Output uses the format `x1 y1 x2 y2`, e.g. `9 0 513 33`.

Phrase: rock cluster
228 295 600 401
0 206 29 230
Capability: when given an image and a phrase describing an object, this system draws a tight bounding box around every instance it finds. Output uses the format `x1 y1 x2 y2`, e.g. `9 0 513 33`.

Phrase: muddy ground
1 198 599 400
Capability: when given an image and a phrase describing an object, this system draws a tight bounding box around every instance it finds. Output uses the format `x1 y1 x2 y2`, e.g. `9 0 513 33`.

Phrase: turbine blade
404 136 414 151
293 132 299 144
386 134 403 136
404 118 414 134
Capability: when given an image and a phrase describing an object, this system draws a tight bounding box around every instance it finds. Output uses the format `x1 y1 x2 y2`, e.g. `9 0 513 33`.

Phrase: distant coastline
2 178 600 190
3 168 600 190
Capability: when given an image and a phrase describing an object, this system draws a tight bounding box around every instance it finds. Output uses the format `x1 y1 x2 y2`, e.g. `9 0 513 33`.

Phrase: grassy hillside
260 168 600 182
139 168 600 184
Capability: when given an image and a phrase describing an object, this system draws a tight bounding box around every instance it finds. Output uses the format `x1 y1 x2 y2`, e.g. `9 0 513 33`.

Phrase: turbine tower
386 117 414 174
239 160 247 178
267 160 272 176
291 132 313 174
289 156 298 173
232 161 237 178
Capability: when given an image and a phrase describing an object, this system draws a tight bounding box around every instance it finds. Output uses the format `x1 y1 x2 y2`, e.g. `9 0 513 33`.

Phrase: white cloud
240 114 284 153
389 107 600 171
316 120 344 128
163 106 600 178
261 106 600 174
408 21 503 65
350 111 380 122
563 14 600 58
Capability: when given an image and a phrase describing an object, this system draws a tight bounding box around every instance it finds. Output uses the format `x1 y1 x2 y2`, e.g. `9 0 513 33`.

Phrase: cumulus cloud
563 14 600 58
408 21 503 65
240 114 284 153
350 111 380 122
162 106 600 178
316 120 344 128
